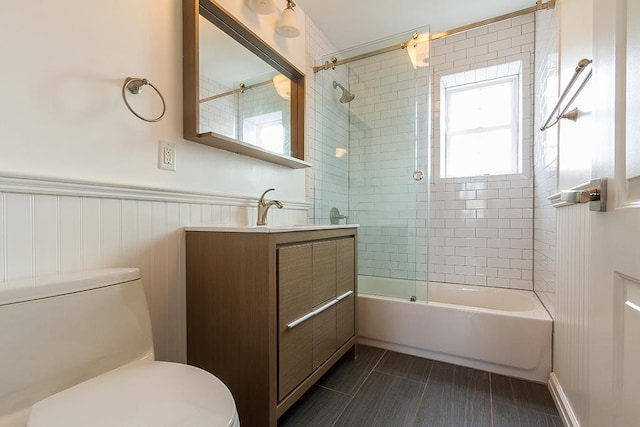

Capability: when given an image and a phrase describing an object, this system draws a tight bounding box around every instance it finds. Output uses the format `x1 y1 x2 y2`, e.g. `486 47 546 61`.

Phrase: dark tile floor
278 345 563 427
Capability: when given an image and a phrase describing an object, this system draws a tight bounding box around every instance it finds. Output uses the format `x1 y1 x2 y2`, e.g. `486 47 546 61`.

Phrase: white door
588 0 640 425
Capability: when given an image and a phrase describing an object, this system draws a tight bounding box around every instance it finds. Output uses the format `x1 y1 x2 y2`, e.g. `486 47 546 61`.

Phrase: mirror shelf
191 133 311 169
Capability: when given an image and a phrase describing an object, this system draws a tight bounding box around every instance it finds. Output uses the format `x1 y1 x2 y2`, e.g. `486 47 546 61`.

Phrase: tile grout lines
330 349 388 427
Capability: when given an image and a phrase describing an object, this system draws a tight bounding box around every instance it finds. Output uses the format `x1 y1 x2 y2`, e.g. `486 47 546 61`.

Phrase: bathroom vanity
185 225 358 427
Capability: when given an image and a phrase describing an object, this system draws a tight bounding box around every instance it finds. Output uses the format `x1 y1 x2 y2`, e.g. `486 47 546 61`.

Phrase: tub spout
257 188 283 226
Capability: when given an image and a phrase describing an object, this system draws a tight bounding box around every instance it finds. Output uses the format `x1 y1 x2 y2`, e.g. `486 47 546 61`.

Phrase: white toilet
0 268 239 427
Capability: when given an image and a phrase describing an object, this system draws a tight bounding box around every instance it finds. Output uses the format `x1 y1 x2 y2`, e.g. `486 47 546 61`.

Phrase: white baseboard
548 372 580 427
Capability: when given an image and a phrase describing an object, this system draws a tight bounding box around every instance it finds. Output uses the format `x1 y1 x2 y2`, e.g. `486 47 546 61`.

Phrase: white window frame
439 60 524 180
242 111 286 155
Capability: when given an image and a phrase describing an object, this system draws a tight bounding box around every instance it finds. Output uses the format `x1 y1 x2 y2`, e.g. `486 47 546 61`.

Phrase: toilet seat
27 360 239 427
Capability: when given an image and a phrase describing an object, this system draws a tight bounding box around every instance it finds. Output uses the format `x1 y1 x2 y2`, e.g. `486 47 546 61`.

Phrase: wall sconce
272 74 291 100
335 148 348 158
249 0 276 15
276 0 300 38
407 32 430 69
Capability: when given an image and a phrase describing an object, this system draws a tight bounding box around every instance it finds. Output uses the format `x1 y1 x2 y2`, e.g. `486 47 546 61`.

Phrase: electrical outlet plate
159 141 176 171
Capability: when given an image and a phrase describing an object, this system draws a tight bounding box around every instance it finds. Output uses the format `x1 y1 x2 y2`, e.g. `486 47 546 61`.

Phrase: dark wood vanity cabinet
186 228 357 427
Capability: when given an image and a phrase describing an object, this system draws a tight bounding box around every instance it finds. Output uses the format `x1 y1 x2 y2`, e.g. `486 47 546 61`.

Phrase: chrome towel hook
121 77 166 122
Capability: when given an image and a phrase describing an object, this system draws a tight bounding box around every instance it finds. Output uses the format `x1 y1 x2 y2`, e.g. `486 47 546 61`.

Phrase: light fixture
272 74 291 100
276 0 300 38
407 32 430 69
335 148 348 158
249 0 276 15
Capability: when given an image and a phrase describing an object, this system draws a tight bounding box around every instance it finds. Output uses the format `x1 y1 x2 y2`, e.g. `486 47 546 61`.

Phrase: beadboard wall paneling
554 203 591 426
0 175 310 363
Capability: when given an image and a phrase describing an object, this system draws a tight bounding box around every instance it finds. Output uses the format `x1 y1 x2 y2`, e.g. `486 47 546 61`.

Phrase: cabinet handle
336 290 353 301
286 298 339 329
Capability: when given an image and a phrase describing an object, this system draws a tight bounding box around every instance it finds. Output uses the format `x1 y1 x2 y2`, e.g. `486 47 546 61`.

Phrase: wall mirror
183 0 308 168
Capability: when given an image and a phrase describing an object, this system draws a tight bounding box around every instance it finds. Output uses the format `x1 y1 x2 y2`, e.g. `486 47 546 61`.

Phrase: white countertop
184 224 359 233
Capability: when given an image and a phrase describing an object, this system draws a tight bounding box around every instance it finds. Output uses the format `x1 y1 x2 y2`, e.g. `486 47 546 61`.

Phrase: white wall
556 0 594 190
0 0 306 201
0 0 314 362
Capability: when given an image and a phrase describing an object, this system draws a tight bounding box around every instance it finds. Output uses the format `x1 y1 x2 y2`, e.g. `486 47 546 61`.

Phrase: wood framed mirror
183 0 308 168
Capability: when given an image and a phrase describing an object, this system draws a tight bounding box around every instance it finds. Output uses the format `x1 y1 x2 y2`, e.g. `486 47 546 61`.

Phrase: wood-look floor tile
493 402 564 427
278 385 350 427
491 374 559 416
317 345 385 395
334 371 424 427
375 351 433 384
284 347 563 427
412 361 491 427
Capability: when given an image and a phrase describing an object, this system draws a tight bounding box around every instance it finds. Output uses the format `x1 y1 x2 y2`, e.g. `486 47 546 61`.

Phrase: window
242 111 286 154
440 61 522 178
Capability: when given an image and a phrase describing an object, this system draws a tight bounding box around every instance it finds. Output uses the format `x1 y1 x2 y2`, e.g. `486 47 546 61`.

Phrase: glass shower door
314 26 430 301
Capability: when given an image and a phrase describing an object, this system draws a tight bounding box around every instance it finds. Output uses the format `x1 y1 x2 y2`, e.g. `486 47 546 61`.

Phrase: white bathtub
357 277 553 383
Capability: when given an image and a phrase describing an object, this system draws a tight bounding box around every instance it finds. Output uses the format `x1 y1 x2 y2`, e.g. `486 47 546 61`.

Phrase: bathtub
357 276 553 383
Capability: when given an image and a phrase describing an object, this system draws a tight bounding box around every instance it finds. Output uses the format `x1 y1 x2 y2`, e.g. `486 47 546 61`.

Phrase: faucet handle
330 207 348 224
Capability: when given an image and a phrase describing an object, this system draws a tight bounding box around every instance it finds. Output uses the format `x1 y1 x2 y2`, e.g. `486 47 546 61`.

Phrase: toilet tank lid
0 268 140 306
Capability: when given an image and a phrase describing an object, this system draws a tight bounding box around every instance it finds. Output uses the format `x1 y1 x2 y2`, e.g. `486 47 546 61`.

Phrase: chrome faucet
257 188 283 226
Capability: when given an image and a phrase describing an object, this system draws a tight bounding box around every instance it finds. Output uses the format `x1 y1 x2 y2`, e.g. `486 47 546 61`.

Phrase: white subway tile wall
311 14 546 291
533 8 559 316
305 17 349 224
238 83 292 155
346 47 430 281
199 76 236 137
199 76 291 155
429 13 535 290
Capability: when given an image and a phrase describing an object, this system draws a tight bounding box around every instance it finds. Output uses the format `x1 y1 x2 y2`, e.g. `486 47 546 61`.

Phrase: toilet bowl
28 360 239 427
0 268 239 427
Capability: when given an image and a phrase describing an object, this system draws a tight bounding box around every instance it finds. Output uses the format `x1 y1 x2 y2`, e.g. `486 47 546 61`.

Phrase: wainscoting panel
0 174 310 363
553 203 591 426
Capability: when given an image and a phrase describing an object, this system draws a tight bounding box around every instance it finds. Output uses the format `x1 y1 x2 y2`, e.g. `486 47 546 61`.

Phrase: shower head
332 81 355 103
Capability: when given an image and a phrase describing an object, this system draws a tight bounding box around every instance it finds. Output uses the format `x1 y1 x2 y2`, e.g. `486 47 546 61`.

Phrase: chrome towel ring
122 77 166 122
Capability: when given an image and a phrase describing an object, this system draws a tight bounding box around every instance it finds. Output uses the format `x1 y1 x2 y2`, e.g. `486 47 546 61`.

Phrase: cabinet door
312 241 337 305
278 244 313 401
336 238 355 295
336 238 355 347
337 294 355 348
312 304 337 370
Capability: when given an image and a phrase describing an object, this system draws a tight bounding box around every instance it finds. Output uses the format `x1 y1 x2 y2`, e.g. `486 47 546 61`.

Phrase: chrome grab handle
286 291 353 329
336 290 353 301
286 311 316 329
286 298 339 329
